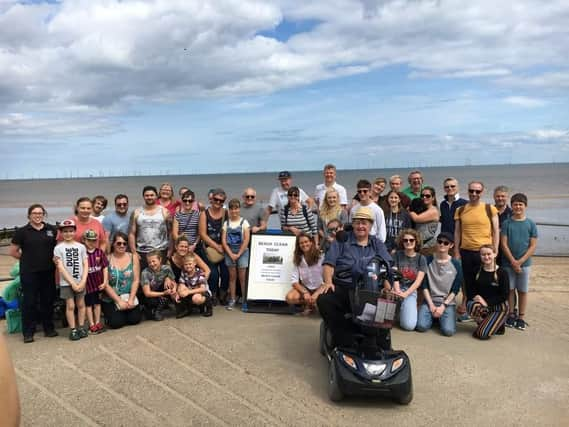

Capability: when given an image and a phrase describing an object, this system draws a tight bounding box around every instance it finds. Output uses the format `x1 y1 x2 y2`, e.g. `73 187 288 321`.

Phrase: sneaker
69 328 80 341
457 313 472 322
226 299 236 311
495 325 506 335
505 316 516 328
175 303 189 319
515 318 527 331
44 330 58 338
96 322 106 333
241 302 248 313
202 299 213 317
89 324 99 334
23 335 34 344
79 328 89 339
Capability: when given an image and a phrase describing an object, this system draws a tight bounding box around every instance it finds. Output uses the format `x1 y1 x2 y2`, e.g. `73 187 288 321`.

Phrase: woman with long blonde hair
318 188 347 249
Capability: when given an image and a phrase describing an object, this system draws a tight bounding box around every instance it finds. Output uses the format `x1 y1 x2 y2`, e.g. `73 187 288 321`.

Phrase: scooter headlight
340 353 357 370
362 361 386 376
391 357 404 373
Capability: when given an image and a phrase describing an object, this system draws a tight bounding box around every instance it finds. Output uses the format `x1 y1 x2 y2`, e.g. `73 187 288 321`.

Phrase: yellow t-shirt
455 203 498 250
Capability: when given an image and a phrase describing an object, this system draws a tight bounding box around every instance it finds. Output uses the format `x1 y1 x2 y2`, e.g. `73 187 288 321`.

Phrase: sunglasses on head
437 239 451 246
468 189 482 194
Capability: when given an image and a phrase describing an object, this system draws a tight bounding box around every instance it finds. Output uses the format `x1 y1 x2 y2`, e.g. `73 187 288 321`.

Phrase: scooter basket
351 288 399 329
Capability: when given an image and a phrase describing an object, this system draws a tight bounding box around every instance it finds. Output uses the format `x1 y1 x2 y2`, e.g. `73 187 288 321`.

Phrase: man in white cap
317 207 392 349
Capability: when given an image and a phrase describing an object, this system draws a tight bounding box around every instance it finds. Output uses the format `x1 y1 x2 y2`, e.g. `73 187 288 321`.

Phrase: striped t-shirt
86 248 109 294
279 205 318 237
175 210 200 245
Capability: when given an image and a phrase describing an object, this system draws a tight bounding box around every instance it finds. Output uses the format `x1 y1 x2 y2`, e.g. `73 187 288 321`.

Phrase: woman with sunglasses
416 232 462 336
199 188 229 305
280 186 319 246
409 186 439 256
384 190 412 253
392 229 426 331
318 188 348 249
172 189 201 253
101 232 142 329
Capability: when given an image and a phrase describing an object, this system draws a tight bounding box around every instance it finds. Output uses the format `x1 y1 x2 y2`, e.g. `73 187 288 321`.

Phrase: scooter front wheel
328 361 344 402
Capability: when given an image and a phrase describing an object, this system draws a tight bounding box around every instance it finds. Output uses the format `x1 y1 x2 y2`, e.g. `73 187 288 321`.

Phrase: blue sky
1 0 568 178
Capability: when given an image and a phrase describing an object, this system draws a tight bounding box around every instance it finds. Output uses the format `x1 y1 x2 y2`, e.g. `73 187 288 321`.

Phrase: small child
83 229 108 334
322 218 343 253
467 245 510 340
53 219 89 341
500 193 538 331
177 254 212 317
141 251 177 321
221 199 251 310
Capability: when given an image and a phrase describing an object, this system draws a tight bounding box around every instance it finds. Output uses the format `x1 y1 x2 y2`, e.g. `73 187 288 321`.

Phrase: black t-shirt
472 268 509 306
11 222 58 274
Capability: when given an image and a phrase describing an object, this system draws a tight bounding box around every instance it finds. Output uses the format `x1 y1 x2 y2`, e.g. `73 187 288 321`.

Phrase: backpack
284 204 310 227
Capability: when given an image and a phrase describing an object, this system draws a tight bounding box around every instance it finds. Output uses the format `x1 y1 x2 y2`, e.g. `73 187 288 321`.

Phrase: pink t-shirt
58 217 107 248
157 199 180 217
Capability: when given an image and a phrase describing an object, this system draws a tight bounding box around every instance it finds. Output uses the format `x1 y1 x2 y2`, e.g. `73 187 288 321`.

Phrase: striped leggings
467 301 509 339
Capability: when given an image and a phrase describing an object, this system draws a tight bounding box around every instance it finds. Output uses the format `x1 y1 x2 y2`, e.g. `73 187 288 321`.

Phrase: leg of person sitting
415 303 433 332
285 288 302 305
474 302 509 339
316 287 353 348
439 304 457 337
398 290 418 331
125 307 142 326
467 300 486 324
101 301 126 329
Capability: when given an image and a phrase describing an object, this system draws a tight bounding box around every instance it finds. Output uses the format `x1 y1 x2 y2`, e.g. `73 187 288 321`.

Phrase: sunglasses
468 189 482 194
357 189 369 194
444 185 456 189
213 197 225 203
437 239 451 246
421 194 433 199
327 227 338 233
115 241 127 247
244 195 255 199
116 203 128 207
403 238 415 243
288 193 299 198
182 199 194 203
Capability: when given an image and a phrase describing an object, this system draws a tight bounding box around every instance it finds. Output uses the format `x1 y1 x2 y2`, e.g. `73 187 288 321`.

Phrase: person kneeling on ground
316 207 392 349
416 232 462 337
102 232 142 329
176 254 213 317
467 245 509 339
286 233 325 315
141 251 177 321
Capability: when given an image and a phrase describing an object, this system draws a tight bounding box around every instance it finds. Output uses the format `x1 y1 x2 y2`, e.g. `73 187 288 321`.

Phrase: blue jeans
398 287 418 331
416 302 456 336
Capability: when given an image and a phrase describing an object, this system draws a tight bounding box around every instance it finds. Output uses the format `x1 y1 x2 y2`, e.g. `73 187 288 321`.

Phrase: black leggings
101 301 142 329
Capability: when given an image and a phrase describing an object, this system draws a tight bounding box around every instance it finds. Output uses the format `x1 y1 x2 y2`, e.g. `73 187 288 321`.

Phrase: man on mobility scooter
317 207 413 403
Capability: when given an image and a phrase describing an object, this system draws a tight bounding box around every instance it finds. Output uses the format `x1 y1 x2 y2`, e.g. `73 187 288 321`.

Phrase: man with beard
103 194 131 245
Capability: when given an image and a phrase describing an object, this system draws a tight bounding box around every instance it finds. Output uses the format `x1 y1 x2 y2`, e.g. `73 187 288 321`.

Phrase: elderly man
402 170 424 201
439 177 467 235
388 175 411 209
314 163 348 208
103 194 130 244
493 185 512 227
265 171 313 217
317 207 392 349
241 187 267 234
454 181 499 318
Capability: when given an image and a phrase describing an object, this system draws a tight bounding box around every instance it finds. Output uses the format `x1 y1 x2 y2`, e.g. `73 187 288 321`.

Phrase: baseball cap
59 219 76 229
278 171 291 179
351 207 374 223
83 229 98 241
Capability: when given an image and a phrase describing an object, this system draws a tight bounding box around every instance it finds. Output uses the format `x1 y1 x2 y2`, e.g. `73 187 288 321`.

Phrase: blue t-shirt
500 217 538 267
102 211 130 241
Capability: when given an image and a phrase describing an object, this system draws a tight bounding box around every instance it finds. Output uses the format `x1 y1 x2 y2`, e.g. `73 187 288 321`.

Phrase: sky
1 0 568 179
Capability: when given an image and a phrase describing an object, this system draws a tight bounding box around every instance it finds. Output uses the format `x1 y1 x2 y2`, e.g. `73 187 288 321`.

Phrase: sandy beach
1 247 568 426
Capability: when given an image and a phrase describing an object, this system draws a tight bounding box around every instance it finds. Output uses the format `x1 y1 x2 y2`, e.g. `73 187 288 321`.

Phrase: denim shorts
225 248 250 268
503 266 531 292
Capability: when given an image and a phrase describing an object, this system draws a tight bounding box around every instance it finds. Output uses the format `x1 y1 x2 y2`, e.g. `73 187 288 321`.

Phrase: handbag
205 246 224 264
116 293 139 310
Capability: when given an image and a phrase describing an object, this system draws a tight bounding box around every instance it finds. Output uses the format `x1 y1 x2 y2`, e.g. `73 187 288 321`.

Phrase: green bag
2 278 20 303
9 262 20 279
6 309 22 334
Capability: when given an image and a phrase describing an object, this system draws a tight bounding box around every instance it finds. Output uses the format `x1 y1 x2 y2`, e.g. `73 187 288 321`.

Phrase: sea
1 163 568 255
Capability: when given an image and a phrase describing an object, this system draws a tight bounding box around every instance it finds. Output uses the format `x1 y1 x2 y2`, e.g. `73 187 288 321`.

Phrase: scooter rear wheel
328 362 344 402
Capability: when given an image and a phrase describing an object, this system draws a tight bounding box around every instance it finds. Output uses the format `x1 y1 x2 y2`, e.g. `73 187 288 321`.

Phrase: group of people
9 165 537 345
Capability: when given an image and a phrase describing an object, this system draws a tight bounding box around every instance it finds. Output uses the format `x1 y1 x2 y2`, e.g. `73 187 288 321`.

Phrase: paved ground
1 252 568 426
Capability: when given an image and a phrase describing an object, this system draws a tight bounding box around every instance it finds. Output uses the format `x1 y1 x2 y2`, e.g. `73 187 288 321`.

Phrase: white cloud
0 0 568 142
503 96 546 108
530 129 569 140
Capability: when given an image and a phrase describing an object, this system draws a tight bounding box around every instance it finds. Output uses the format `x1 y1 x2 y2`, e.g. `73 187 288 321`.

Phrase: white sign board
247 233 296 301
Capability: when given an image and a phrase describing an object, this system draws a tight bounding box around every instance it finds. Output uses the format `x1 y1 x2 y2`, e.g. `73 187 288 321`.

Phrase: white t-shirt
291 255 324 291
314 182 348 207
53 241 87 287
349 202 387 242
268 187 309 212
